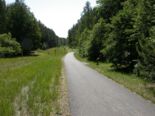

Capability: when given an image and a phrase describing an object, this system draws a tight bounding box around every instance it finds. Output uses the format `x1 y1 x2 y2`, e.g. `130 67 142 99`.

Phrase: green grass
0 47 67 116
75 53 155 103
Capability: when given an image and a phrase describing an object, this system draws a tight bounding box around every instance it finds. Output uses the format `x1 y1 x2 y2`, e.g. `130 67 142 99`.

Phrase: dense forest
0 0 66 56
68 0 155 80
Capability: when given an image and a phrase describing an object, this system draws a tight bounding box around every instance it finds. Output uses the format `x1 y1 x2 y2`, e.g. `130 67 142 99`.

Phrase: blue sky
6 0 97 38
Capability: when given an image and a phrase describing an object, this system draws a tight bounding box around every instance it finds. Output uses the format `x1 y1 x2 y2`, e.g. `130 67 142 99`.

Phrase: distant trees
38 21 67 49
68 24 79 47
0 0 66 56
68 1 97 55
38 22 58 49
68 0 155 80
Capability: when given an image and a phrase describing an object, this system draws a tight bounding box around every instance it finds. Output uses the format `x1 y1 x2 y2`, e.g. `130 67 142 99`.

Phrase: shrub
0 33 21 57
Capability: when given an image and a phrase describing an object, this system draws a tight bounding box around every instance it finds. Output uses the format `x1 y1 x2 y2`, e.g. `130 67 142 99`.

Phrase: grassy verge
0 47 67 116
75 53 155 103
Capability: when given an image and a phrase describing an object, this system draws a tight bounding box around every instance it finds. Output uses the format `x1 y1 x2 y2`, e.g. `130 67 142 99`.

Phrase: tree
68 24 79 48
88 19 107 61
134 0 155 80
68 1 96 49
38 21 59 49
68 0 155 78
78 28 91 57
6 1 41 53
0 0 6 33
107 0 139 71
81 1 93 30
97 0 126 22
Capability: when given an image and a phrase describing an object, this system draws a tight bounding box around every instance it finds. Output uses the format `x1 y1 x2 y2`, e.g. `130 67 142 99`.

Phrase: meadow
0 47 66 116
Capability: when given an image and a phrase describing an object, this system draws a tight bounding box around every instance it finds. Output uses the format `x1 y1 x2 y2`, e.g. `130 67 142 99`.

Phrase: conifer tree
0 0 6 33
108 0 139 71
7 1 41 53
135 0 155 79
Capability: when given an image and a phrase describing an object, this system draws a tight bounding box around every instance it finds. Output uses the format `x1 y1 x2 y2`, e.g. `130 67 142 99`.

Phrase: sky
6 0 97 38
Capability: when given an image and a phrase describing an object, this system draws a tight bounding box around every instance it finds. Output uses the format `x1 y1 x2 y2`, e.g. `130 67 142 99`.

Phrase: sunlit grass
0 47 67 116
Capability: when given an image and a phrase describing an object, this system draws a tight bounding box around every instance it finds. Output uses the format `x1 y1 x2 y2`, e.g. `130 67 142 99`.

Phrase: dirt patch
147 83 155 89
146 83 155 91
13 80 35 116
14 86 30 116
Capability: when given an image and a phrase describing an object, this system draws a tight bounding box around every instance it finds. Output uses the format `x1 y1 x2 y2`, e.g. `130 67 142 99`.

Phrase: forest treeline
0 0 66 56
68 0 155 80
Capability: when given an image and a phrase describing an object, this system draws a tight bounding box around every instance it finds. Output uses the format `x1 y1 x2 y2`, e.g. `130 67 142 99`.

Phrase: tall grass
0 47 67 116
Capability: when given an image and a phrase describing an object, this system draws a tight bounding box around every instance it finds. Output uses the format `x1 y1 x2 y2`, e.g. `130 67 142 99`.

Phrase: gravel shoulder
59 59 71 116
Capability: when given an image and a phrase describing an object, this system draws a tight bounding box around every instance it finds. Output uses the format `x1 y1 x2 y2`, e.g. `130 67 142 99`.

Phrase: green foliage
0 0 65 55
81 1 93 29
88 19 107 61
0 0 6 33
135 0 155 80
0 33 21 57
68 24 79 48
97 0 126 22
6 1 41 52
38 21 58 49
68 0 155 80
135 38 155 80
78 29 91 57
57 37 67 46
68 2 96 48
109 0 139 71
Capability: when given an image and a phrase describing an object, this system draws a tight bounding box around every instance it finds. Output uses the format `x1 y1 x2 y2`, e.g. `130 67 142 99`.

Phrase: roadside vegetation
68 0 155 102
75 52 155 103
68 0 155 81
0 47 67 116
0 0 67 57
0 0 69 115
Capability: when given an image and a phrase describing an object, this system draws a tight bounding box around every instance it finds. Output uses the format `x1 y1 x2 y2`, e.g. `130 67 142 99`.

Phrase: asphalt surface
64 52 155 116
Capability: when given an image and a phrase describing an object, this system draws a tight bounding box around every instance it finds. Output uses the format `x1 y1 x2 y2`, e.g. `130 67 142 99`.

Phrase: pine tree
135 0 155 80
6 1 41 53
109 0 139 71
38 21 59 49
78 28 90 57
97 0 126 22
0 0 6 33
88 19 107 61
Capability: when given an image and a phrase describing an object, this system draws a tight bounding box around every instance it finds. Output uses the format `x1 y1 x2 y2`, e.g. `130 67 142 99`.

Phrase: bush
0 33 21 57
134 38 155 80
